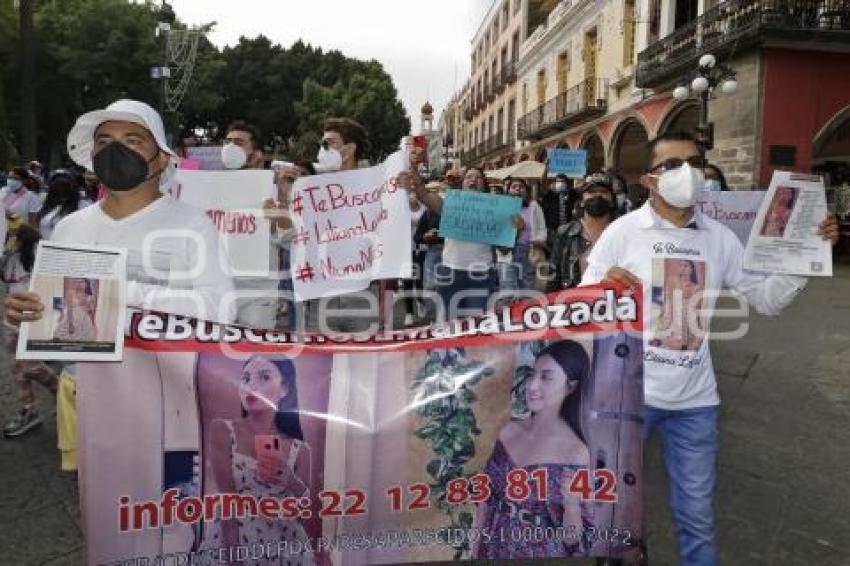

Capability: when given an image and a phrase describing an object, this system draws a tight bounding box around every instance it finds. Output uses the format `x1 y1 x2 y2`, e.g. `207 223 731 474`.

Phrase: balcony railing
486 83 495 102
460 130 516 166
637 0 850 87
517 78 609 141
494 75 505 94
501 60 518 84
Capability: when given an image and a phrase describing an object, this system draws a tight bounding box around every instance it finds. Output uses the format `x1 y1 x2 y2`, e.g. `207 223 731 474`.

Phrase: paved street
1 265 848 565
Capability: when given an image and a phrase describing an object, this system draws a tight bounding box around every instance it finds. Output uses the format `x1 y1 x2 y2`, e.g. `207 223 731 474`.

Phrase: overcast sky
169 0 494 130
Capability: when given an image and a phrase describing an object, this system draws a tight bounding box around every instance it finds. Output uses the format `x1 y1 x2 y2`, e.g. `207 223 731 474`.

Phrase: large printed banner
290 151 412 302
77 286 644 565
172 170 276 276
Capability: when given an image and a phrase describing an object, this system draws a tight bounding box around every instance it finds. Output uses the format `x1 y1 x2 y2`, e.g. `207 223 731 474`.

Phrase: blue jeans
644 405 719 566
435 265 496 319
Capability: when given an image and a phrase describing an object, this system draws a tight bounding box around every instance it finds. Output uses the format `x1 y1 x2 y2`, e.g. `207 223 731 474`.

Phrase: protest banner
744 171 832 276
186 145 226 170
75 285 644 565
289 150 412 302
546 149 587 178
439 190 522 247
695 190 764 244
172 169 275 276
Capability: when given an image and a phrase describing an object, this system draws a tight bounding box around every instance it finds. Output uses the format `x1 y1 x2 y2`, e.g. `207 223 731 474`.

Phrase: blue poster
547 148 587 178
439 190 522 247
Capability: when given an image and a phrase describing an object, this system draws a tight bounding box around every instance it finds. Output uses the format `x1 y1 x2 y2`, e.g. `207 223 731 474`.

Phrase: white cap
67 99 178 173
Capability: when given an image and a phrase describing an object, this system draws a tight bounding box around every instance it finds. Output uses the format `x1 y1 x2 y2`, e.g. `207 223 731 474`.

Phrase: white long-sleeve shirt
52 196 235 324
581 201 806 410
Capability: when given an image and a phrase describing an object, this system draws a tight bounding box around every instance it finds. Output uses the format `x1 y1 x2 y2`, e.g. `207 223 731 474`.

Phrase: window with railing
503 2 509 28
557 51 570 94
624 0 637 67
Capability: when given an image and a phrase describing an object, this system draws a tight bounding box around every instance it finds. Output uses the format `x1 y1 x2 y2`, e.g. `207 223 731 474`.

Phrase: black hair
240 356 304 440
681 259 698 285
324 117 370 161
704 163 729 191
645 131 701 171
465 166 490 193
10 166 31 182
293 157 317 176
535 340 590 443
506 177 530 205
14 224 41 272
225 120 264 151
554 174 569 182
38 175 83 223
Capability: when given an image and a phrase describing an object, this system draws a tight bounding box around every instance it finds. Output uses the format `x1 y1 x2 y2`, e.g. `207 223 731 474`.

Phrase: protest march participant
219 120 285 329
580 131 839 566
1 224 59 438
407 164 525 317
275 117 395 333
4 99 234 469
548 172 617 291
497 177 546 294
36 169 93 240
1 166 43 227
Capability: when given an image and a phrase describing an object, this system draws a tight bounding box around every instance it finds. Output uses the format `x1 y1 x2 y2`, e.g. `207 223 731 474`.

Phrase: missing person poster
17 241 126 361
76 286 644 565
743 171 832 276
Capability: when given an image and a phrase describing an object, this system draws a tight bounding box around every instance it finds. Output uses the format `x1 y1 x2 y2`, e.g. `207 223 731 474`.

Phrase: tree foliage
0 0 410 168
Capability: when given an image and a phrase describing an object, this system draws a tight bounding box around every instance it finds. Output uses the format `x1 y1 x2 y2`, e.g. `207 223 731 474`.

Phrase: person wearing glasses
579 131 838 566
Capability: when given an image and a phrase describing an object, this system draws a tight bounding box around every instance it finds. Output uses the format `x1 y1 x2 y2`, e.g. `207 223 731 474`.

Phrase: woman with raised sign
404 157 525 318
472 340 594 559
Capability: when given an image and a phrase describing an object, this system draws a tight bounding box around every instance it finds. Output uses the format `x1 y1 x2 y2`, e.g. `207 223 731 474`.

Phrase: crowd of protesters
0 98 840 566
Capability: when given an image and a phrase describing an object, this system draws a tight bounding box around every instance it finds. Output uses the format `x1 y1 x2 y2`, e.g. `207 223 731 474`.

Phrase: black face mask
92 142 161 191
583 196 613 218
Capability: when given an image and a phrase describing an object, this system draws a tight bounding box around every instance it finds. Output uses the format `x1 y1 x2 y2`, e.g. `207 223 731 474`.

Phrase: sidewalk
0 266 848 565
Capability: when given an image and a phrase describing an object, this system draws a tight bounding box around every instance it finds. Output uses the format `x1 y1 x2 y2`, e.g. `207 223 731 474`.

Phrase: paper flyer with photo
75 285 644 565
743 171 832 276
17 241 127 361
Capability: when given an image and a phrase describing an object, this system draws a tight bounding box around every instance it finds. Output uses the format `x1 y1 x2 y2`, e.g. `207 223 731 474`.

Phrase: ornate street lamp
672 53 738 150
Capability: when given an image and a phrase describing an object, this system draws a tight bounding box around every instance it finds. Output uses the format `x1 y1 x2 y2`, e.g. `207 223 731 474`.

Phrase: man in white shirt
5 99 234 469
580 131 838 566
220 120 284 329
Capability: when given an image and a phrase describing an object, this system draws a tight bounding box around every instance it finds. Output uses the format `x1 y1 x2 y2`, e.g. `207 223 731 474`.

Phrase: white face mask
316 146 343 173
655 163 705 208
704 179 722 192
221 143 248 170
554 181 568 193
6 179 23 192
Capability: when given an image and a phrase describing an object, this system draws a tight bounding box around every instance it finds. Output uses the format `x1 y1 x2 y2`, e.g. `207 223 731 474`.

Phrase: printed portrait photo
195 353 333 566
26 275 120 348
649 258 708 352
760 185 798 237
405 335 643 563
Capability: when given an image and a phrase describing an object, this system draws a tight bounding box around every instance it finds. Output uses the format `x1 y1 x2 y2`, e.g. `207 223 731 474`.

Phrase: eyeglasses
648 156 706 174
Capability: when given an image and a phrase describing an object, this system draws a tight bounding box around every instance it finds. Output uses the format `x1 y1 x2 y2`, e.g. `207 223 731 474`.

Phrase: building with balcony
634 0 850 190
462 0 526 169
506 0 662 183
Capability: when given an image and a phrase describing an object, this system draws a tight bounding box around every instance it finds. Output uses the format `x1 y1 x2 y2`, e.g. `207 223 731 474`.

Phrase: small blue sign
439 190 522 247
547 149 587 178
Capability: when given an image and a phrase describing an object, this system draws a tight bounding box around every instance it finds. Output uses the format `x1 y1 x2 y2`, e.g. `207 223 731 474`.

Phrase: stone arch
813 104 850 160
610 118 650 184
659 101 701 137
580 130 606 175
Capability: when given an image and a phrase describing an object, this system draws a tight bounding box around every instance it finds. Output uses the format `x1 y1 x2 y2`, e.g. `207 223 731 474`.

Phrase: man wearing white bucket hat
4 99 234 469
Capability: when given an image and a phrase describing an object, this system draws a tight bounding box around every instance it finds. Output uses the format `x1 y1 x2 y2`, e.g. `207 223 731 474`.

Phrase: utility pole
19 0 37 161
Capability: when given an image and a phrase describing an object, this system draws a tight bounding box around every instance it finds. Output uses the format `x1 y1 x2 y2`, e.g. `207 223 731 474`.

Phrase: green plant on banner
410 348 495 559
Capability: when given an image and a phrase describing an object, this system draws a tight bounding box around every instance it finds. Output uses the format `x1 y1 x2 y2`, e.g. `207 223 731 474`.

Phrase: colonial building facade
448 0 850 190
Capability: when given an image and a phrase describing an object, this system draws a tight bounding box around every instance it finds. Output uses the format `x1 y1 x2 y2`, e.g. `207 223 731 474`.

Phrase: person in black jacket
547 173 617 290
412 197 444 324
